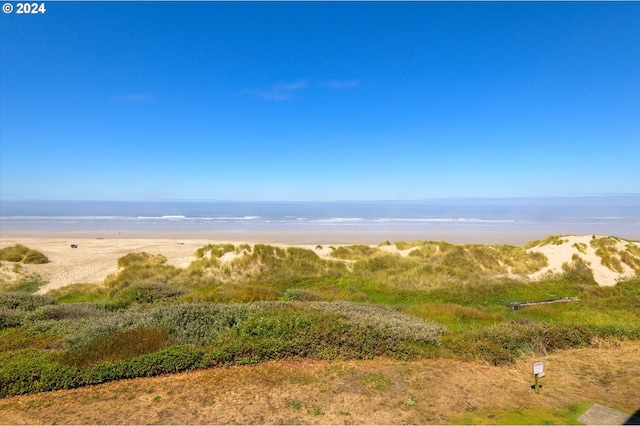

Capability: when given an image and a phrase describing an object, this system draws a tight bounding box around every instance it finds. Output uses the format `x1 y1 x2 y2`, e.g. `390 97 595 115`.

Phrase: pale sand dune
0 238 351 294
0 238 214 294
1 235 638 293
378 244 420 257
527 235 639 286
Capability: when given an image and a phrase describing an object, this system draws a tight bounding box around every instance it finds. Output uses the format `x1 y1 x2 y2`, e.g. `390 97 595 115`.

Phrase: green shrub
448 321 594 365
0 308 23 329
0 349 77 397
0 343 209 397
108 282 189 308
307 301 446 345
202 309 426 366
224 285 282 302
24 303 108 322
122 344 204 377
282 289 324 301
128 303 263 345
62 327 173 368
0 292 55 310
0 328 62 351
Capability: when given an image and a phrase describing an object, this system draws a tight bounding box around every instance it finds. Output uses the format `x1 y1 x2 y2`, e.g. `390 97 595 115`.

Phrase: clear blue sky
1 1 639 201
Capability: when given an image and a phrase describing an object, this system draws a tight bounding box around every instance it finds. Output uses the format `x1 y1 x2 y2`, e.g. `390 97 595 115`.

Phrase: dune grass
0 245 50 264
0 275 47 294
591 236 625 273
523 234 570 249
0 239 638 397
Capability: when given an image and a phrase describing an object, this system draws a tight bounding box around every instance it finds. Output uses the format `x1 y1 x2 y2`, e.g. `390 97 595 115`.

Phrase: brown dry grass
1 342 638 424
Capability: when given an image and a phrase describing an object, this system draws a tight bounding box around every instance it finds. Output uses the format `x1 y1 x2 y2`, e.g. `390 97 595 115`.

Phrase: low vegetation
0 239 639 398
591 236 625 273
0 245 49 264
523 234 569 249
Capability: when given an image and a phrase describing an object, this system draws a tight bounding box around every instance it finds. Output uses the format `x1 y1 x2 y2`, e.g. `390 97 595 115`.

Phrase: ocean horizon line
1 194 639 203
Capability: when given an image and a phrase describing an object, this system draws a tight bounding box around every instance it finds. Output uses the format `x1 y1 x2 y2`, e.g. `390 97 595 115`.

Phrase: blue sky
1 1 639 201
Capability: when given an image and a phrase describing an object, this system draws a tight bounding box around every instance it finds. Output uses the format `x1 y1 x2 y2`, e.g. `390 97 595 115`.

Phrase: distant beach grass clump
0 244 49 264
0 236 639 397
0 244 49 294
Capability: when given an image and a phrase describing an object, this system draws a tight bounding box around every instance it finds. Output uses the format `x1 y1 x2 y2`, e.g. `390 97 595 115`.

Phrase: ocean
1 197 638 244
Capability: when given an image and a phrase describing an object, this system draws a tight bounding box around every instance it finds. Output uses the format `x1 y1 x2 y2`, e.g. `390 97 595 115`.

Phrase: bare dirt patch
1 342 638 424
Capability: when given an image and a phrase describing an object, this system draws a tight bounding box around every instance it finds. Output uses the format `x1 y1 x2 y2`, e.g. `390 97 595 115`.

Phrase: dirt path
1 342 638 424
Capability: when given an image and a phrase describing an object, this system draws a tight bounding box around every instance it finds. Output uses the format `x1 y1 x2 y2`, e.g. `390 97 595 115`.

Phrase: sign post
532 361 545 394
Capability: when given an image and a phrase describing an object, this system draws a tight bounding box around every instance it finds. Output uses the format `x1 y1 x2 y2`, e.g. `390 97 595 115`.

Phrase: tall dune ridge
1 234 638 292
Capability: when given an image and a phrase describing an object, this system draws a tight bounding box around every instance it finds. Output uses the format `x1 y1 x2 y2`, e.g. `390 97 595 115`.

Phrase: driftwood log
509 297 579 310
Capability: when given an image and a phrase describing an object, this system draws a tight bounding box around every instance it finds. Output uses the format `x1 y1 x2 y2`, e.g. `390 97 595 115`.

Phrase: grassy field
1 239 639 423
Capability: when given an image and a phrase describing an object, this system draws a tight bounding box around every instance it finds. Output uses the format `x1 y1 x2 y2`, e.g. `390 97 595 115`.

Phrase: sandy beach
0 227 562 246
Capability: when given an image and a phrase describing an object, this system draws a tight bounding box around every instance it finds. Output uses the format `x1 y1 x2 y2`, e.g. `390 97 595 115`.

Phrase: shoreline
3 227 636 246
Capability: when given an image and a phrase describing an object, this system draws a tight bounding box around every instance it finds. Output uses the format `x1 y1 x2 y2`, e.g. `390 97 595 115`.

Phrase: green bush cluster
281 288 324 301
108 283 189 308
1 292 59 332
23 303 108 322
0 301 446 396
0 345 205 397
0 309 23 329
307 301 446 344
0 292 55 311
448 321 595 365
62 327 173 368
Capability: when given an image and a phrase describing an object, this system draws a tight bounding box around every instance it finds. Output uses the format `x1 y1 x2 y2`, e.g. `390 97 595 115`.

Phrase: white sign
533 361 545 378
